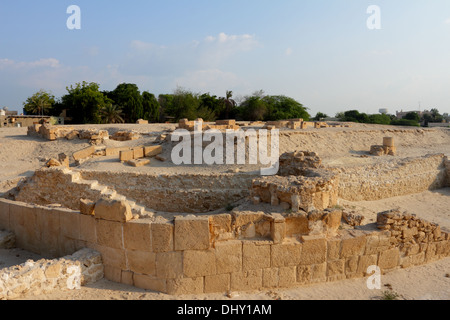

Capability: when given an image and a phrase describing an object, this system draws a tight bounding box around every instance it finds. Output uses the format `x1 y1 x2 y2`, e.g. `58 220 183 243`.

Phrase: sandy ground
0 122 449 300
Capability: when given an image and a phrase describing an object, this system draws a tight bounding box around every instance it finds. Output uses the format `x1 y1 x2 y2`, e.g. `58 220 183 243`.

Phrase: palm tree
100 104 125 124
223 90 237 119
23 90 54 116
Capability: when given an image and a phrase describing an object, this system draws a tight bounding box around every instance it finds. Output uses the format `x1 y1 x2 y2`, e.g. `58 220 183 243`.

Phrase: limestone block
299 235 327 265
96 245 127 269
127 250 156 275
216 120 236 126
123 220 152 251
340 234 366 258
297 265 312 284
133 147 145 159
270 214 286 244
73 146 95 161
263 268 279 288
79 214 96 244
127 159 150 167
96 220 123 249
174 216 210 251
383 137 395 147
144 145 163 157
95 199 132 222
278 266 297 288
271 241 302 267
370 145 385 156
183 249 216 277
133 274 166 292
151 222 174 253
311 263 327 281
38 208 61 258
242 241 271 271
119 150 134 162
327 259 345 277
378 247 400 270
46 158 62 167
166 277 204 295
327 237 341 260
205 274 230 293
136 119 149 124
103 265 123 283
80 199 95 216
215 240 242 274
231 269 263 291
156 251 183 279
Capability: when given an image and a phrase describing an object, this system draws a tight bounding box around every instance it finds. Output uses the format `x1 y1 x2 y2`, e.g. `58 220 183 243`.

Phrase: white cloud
0 58 61 70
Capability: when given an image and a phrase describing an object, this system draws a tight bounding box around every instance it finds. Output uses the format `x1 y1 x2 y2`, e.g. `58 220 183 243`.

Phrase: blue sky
1 0 450 117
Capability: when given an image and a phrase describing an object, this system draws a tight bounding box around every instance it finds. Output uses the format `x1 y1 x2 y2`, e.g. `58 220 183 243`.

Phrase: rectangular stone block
215 240 242 274
105 147 128 157
299 235 327 265
133 274 166 293
174 216 210 251
104 265 122 283
297 265 312 284
156 251 183 279
271 241 302 267
21 205 40 253
95 199 132 222
327 238 341 260
205 274 230 294
9 202 25 246
357 255 378 276
96 219 124 249
183 249 216 277
263 268 279 288
38 207 61 258
127 159 150 167
231 269 263 291
79 214 96 244
327 259 345 277
378 247 400 270
127 250 156 276
120 150 134 162
151 222 174 253
340 234 366 258
243 241 271 271
133 147 145 159
166 277 204 295
144 145 163 158
271 214 286 244
96 245 127 269
278 266 297 288
73 146 95 161
216 120 236 126
123 220 151 251
311 263 327 281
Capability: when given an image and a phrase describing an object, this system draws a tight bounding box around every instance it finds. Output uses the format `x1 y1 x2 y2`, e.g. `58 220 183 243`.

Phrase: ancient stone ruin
1 121 450 298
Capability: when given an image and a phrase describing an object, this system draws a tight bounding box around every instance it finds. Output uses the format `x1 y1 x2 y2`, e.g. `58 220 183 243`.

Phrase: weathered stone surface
215 240 242 274
126 250 156 275
123 220 151 251
73 146 95 161
96 219 123 249
231 269 263 291
183 249 216 277
144 145 163 158
156 251 183 279
271 241 302 267
0 230 15 249
174 216 210 251
119 150 134 162
378 247 400 270
151 222 174 253
95 199 132 222
242 241 271 271
80 198 95 216
299 235 327 265
127 159 150 167
205 274 230 293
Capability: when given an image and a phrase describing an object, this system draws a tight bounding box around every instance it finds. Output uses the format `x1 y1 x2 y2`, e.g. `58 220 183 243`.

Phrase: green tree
264 95 310 121
238 95 268 121
110 83 144 123
23 90 55 116
221 90 237 119
100 104 125 124
403 112 420 122
61 82 111 124
313 112 329 121
142 91 160 123
165 88 200 121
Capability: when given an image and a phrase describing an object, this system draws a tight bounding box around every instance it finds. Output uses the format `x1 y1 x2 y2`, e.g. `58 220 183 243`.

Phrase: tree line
22 82 311 124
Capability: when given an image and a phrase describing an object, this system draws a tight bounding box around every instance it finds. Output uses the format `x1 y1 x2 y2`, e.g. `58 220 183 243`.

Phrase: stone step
74 179 99 189
101 188 117 198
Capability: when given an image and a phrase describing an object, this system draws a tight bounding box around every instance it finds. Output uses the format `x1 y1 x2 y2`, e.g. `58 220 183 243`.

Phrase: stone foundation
1 198 448 295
